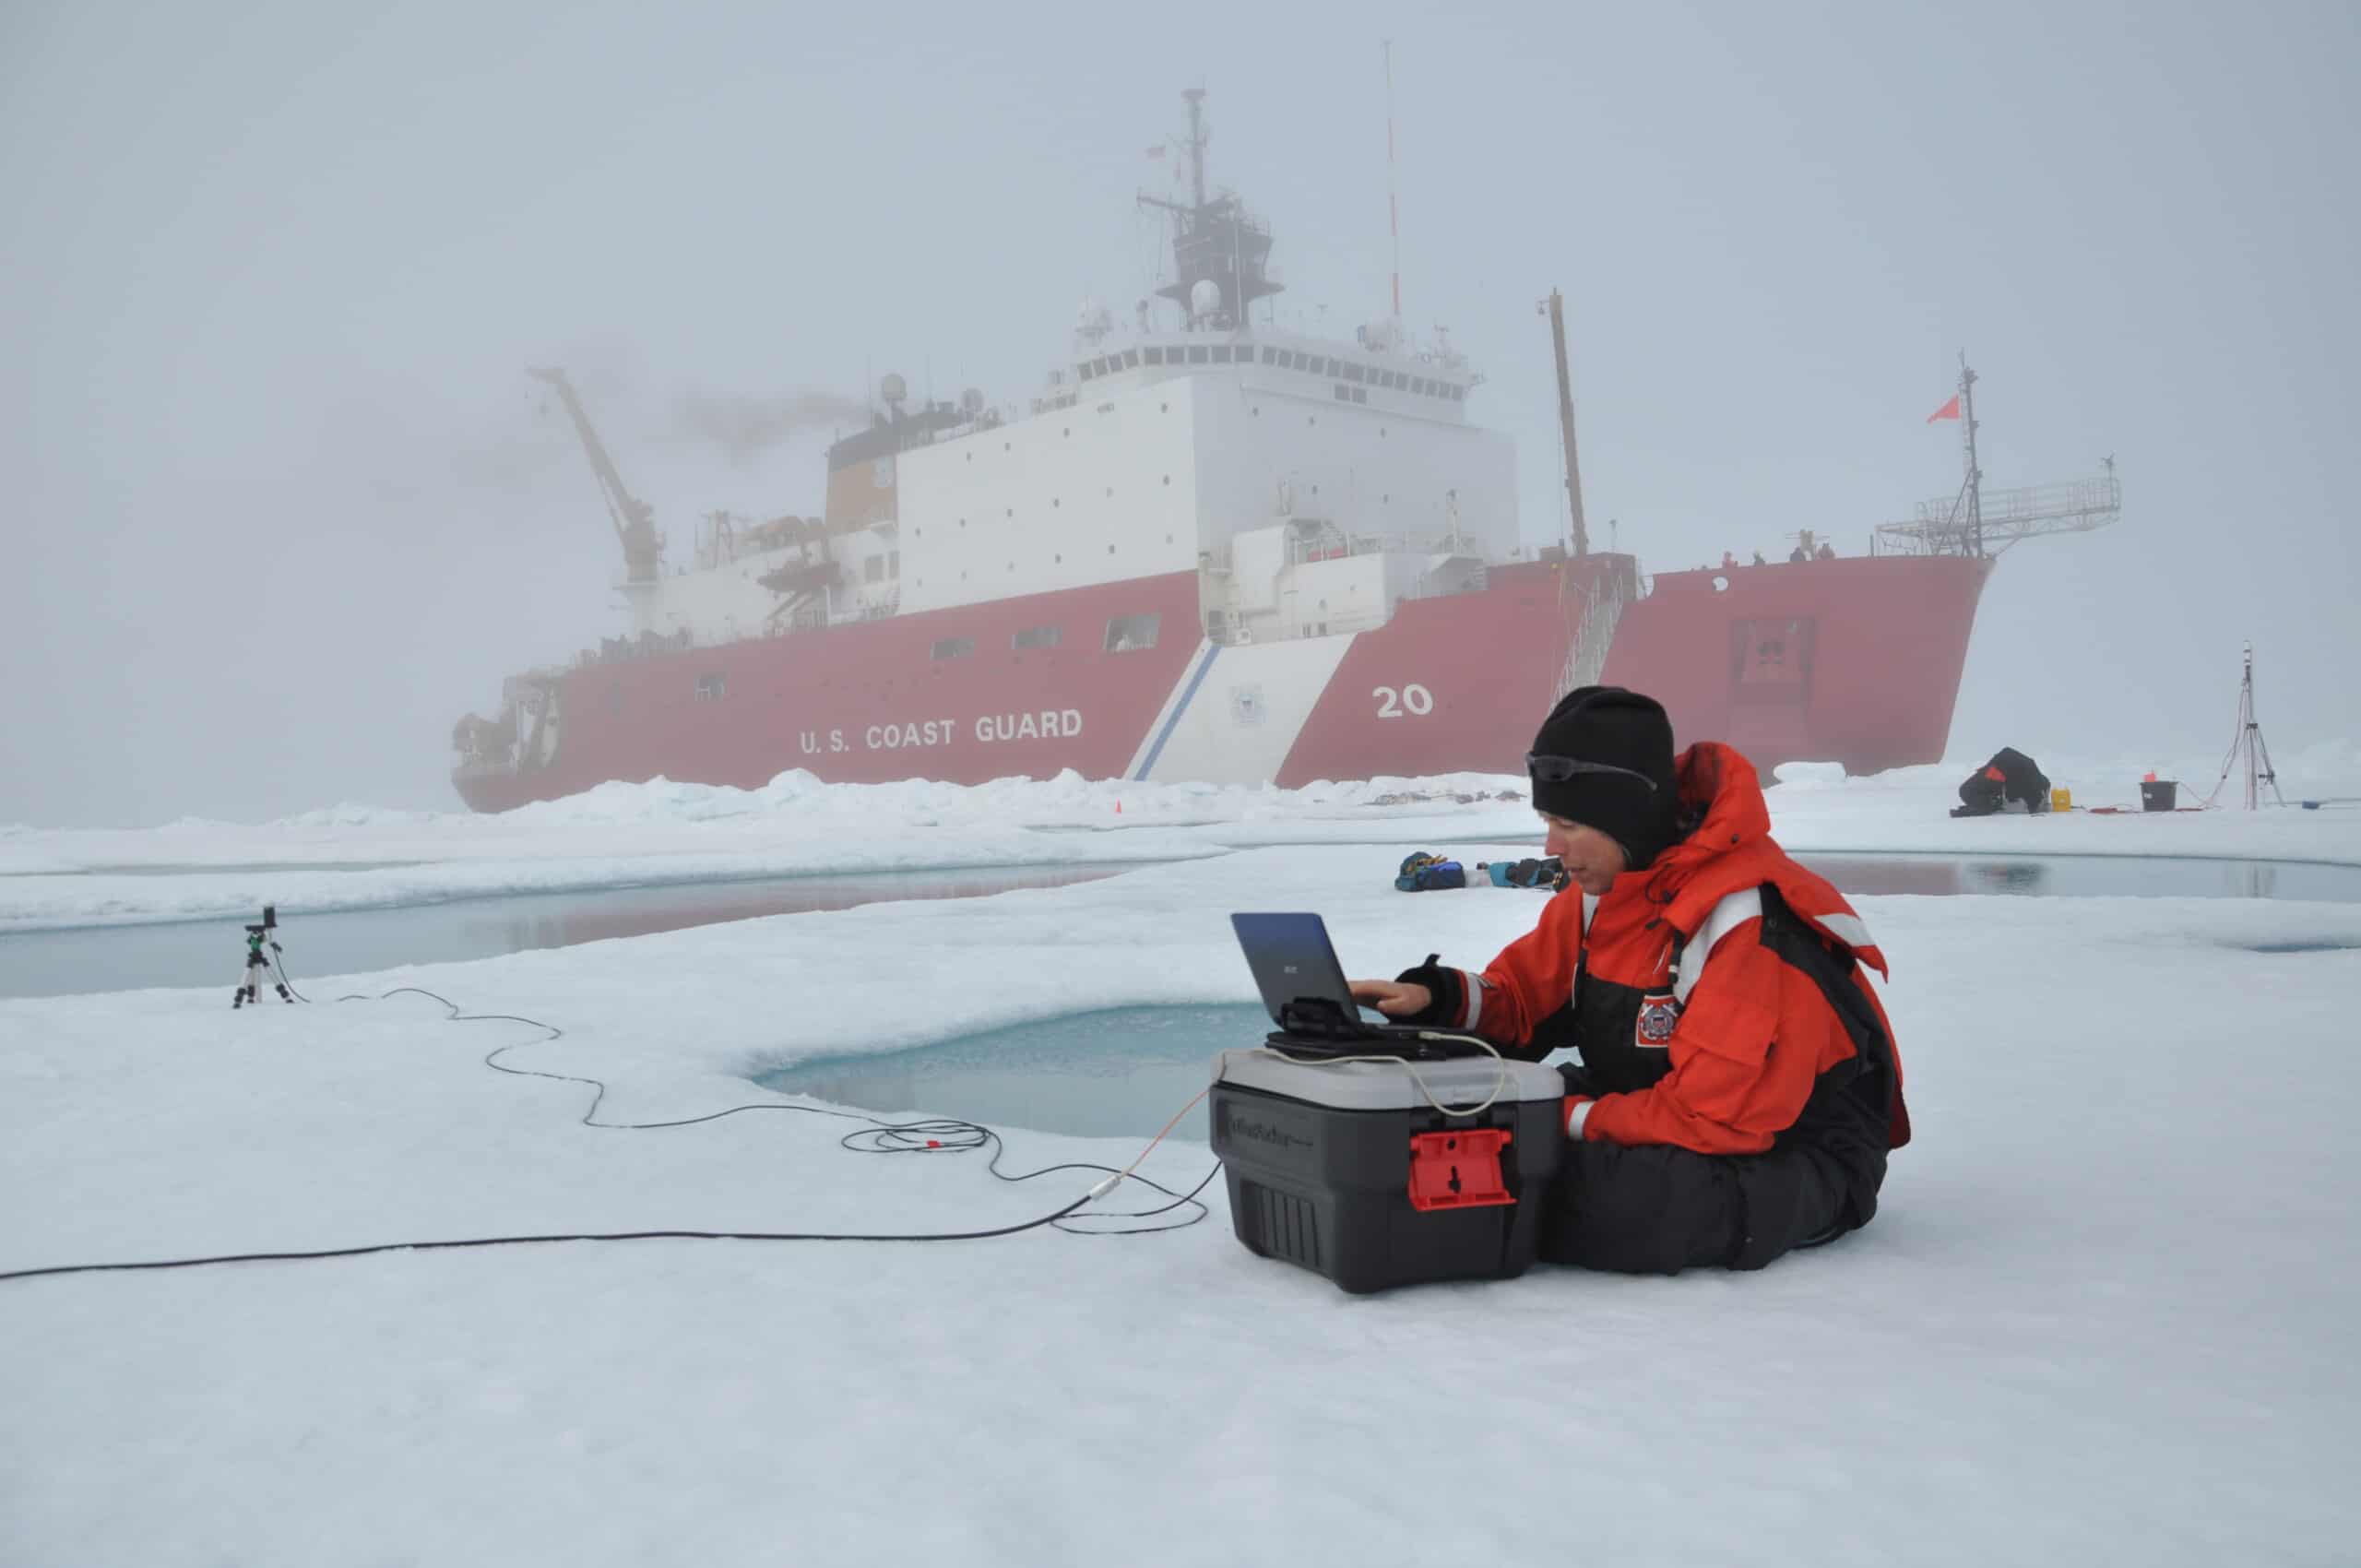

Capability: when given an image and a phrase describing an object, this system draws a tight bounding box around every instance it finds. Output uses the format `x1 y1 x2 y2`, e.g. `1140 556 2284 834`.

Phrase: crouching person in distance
1350 687 1910 1275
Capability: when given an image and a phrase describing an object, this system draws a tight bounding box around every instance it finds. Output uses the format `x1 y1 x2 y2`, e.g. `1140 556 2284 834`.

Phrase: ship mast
1540 288 1589 557
1958 354 1984 558
1875 357 2121 559
1185 87 1207 211
1138 89 1281 330
1384 42 1402 327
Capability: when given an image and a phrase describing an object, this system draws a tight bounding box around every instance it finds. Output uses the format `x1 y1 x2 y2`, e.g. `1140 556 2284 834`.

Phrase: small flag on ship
1926 395 1962 423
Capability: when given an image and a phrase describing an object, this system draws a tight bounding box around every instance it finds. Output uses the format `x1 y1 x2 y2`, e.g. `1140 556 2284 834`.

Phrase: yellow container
2050 786 2073 813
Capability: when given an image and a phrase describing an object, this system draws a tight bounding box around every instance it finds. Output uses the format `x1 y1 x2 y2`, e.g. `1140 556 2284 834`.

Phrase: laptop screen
1230 911 1364 1030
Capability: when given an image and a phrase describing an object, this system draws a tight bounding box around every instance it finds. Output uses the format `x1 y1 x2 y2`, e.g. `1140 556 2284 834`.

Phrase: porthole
1053 498 1061 508
1107 544 1115 554
1161 475 1170 486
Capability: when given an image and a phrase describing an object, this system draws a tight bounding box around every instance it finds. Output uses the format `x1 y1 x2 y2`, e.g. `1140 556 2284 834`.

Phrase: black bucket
2141 779 2179 812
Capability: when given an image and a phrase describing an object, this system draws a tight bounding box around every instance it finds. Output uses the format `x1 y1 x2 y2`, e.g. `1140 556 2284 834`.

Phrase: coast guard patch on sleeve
1635 994 1681 1048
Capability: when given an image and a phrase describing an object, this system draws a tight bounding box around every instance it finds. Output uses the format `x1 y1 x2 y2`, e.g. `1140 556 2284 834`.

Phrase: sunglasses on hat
1525 754 1659 792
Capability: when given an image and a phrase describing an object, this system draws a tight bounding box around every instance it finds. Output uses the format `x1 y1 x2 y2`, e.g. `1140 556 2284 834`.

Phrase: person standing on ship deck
1348 687 1911 1275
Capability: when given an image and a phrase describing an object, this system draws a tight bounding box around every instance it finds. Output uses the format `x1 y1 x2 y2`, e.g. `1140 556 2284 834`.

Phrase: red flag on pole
1926 395 1961 423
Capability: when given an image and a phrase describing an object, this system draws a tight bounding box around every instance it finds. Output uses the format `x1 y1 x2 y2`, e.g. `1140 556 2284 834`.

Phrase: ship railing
1559 563 1634 697
1282 527 1472 567
575 627 695 667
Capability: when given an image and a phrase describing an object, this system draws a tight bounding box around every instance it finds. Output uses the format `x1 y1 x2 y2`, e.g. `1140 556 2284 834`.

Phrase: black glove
1389 953 1464 1028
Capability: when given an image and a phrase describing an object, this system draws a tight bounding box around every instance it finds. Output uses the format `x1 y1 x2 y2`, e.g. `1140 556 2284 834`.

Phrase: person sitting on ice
1348 687 1910 1276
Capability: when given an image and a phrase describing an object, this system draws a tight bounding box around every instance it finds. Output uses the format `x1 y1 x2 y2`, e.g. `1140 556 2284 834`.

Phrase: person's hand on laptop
1347 979 1431 1017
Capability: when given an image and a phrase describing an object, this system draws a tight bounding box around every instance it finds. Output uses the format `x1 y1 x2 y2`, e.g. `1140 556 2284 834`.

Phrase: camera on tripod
234 905 292 1009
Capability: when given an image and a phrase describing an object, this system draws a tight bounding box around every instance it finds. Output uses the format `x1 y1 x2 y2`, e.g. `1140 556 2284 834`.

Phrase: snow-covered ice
4 760 2360 1564
4 748 2358 935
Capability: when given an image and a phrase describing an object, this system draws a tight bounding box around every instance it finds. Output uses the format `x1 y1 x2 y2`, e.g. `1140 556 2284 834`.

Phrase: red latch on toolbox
1406 1129 1514 1212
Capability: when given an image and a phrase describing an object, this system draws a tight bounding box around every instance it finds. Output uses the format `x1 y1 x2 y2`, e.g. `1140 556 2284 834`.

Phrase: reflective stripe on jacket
1442 742 1910 1158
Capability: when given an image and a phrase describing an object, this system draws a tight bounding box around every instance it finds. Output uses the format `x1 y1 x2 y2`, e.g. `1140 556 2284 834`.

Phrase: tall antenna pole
2202 639 2285 810
1183 88 1207 212
1959 352 1984 558
1384 41 1402 326
1543 288 1589 556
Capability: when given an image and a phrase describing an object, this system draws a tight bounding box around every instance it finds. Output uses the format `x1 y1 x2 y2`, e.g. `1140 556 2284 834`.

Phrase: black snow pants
1538 1125 1879 1274
1536 1063 1891 1276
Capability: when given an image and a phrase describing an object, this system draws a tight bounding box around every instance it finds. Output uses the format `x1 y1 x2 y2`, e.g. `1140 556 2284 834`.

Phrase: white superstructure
608 89 1523 658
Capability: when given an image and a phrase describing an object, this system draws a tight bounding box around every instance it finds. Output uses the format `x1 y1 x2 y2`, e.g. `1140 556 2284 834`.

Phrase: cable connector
1086 1173 1123 1201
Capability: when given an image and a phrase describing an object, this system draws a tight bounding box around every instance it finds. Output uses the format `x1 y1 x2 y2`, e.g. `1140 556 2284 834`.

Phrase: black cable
267 944 309 1004
1 983 1217 1285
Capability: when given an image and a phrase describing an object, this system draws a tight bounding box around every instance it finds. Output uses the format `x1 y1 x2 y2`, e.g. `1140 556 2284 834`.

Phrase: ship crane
528 368 666 621
1874 357 2122 558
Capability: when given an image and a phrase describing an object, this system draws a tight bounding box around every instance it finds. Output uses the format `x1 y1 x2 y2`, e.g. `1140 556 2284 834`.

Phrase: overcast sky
4 0 2355 827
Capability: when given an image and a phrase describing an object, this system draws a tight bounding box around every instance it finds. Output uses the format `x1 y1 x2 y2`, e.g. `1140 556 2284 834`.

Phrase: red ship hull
453 552 1992 811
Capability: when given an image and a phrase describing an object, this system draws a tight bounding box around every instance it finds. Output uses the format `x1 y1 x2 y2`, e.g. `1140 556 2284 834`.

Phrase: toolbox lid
1214 1048 1569 1114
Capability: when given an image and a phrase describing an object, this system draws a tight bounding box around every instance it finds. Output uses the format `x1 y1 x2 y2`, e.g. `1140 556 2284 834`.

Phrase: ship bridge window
694 673 726 702
1144 347 1165 365
1211 345 1232 363
1187 346 1209 364
931 636 976 660
1122 349 1139 369
1260 346 1279 365
1012 624 1062 650
1078 362 1096 381
1103 612 1161 653
1344 362 1366 384
1323 358 1342 376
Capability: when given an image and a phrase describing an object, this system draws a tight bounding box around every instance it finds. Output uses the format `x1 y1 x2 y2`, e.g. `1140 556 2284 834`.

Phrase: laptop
1230 911 1474 1051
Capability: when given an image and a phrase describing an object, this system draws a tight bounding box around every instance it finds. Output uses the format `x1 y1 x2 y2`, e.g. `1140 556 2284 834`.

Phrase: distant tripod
234 905 293 1008
2201 642 2285 811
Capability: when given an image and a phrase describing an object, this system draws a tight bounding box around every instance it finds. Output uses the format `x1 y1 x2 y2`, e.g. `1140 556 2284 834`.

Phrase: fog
4 0 2354 827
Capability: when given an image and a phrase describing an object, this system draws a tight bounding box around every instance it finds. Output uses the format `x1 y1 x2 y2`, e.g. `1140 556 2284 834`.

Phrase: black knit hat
1527 686 1681 869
